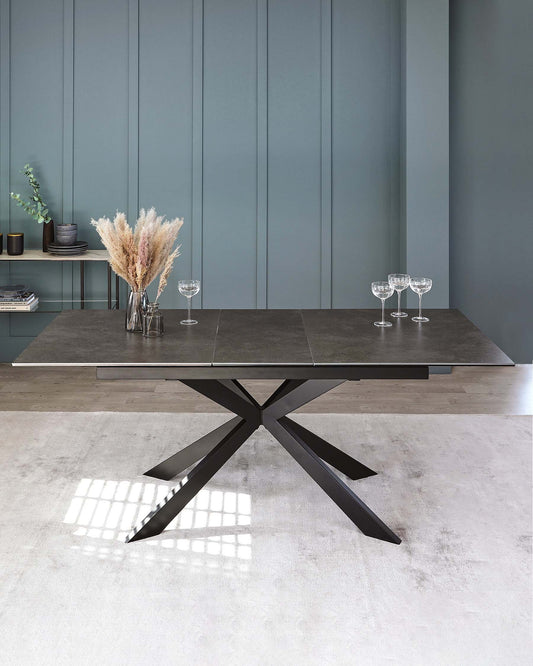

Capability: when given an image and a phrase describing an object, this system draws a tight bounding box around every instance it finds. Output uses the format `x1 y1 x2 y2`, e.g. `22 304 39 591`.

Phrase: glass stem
418 294 422 319
187 296 192 322
397 290 401 314
381 298 385 324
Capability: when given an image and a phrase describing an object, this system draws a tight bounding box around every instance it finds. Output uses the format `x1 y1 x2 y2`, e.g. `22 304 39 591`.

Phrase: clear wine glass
388 273 410 318
371 281 394 327
409 277 432 323
178 279 201 325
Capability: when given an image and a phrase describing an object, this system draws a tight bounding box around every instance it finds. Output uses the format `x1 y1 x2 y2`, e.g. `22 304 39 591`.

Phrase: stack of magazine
0 284 39 312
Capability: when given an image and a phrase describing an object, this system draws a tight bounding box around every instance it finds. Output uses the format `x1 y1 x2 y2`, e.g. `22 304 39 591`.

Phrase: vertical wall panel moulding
0 0 11 340
331 0 397 307
256 0 268 308
128 0 139 220
62 0 74 306
202 0 257 307
267 0 322 308
192 0 204 306
73 0 128 308
320 0 332 308
0 0 10 229
388 0 401 274
138 0 194 307
399 0 407 274
10 0 63 331
127 0 140 307
403 0 449 308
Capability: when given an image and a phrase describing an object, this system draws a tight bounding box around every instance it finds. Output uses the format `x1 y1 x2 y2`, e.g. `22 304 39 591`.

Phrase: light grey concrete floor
0 412 531 665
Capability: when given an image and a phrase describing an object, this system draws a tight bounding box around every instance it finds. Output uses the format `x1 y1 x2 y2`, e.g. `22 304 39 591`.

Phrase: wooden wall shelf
0 249 110 262
0 249 119 309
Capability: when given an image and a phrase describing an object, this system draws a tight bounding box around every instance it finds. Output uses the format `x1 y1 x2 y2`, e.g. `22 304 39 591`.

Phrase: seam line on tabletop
210 309 222 366
299 310 316 366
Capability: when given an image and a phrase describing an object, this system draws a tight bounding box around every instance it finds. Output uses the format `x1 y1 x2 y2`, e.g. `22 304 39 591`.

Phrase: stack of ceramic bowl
48 240 88 256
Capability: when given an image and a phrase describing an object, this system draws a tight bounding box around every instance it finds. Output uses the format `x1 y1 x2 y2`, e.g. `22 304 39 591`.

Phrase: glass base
412 316 429 323
180 319 198 325
391 311 408 318
143 330 163 337
374 321 392 327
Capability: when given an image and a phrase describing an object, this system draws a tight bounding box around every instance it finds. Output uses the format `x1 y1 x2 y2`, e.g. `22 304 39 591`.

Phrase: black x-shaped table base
127 378 401 545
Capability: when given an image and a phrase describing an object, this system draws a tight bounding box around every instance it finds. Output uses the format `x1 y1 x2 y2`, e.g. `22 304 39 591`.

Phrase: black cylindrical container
7 233 24 255
0 233 3 255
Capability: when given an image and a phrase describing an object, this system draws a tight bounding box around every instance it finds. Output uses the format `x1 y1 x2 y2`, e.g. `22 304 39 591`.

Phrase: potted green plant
10 164 77 251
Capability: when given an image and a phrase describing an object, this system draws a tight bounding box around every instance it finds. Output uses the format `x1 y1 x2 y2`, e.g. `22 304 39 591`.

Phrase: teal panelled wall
450 0 533 363
0 0 450 361
203 0 258 307
332 0 401 307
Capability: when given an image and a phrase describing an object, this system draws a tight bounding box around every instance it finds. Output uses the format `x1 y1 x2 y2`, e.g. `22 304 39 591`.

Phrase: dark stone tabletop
13 308 513 367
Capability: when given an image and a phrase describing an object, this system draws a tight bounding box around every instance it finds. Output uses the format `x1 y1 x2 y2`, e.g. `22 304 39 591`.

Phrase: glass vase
142 302 164 338
125 288 149 332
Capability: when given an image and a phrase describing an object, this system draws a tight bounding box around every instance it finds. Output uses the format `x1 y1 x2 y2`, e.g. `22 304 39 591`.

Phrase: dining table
13 308 513 545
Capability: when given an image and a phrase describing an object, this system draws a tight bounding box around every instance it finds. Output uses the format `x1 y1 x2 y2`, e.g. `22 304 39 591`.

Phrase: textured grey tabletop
214 309 312 365
14 310 221 366
13 308 513 367
300 309 513 366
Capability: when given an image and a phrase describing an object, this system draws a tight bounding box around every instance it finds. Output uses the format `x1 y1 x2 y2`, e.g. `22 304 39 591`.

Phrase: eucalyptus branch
10 164 52 224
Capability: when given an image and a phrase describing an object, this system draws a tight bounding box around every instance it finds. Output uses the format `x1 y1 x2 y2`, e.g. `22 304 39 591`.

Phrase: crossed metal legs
126 379 401 545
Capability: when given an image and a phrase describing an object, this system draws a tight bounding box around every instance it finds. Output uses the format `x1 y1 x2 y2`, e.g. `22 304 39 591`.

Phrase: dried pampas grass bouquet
91 208 183 301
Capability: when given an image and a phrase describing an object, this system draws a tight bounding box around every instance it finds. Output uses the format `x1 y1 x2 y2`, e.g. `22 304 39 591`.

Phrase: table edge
11 361 515 367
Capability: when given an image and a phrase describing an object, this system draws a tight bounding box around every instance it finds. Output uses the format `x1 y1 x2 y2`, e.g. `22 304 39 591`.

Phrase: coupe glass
409 277 432 323
371 281 394 327
178 279 200 325
388 273 410 318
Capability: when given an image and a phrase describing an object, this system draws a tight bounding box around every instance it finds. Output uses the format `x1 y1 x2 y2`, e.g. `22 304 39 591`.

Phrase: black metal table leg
260 379 307 410
107 264 112 309
115 273 120 309
129 377 399 545
80 261 85 310
219 379 261 408
127 418 256 543
280 416 377 480
181 379 261 424
144 416 242 481
263 415 401 544
262 378 346 419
